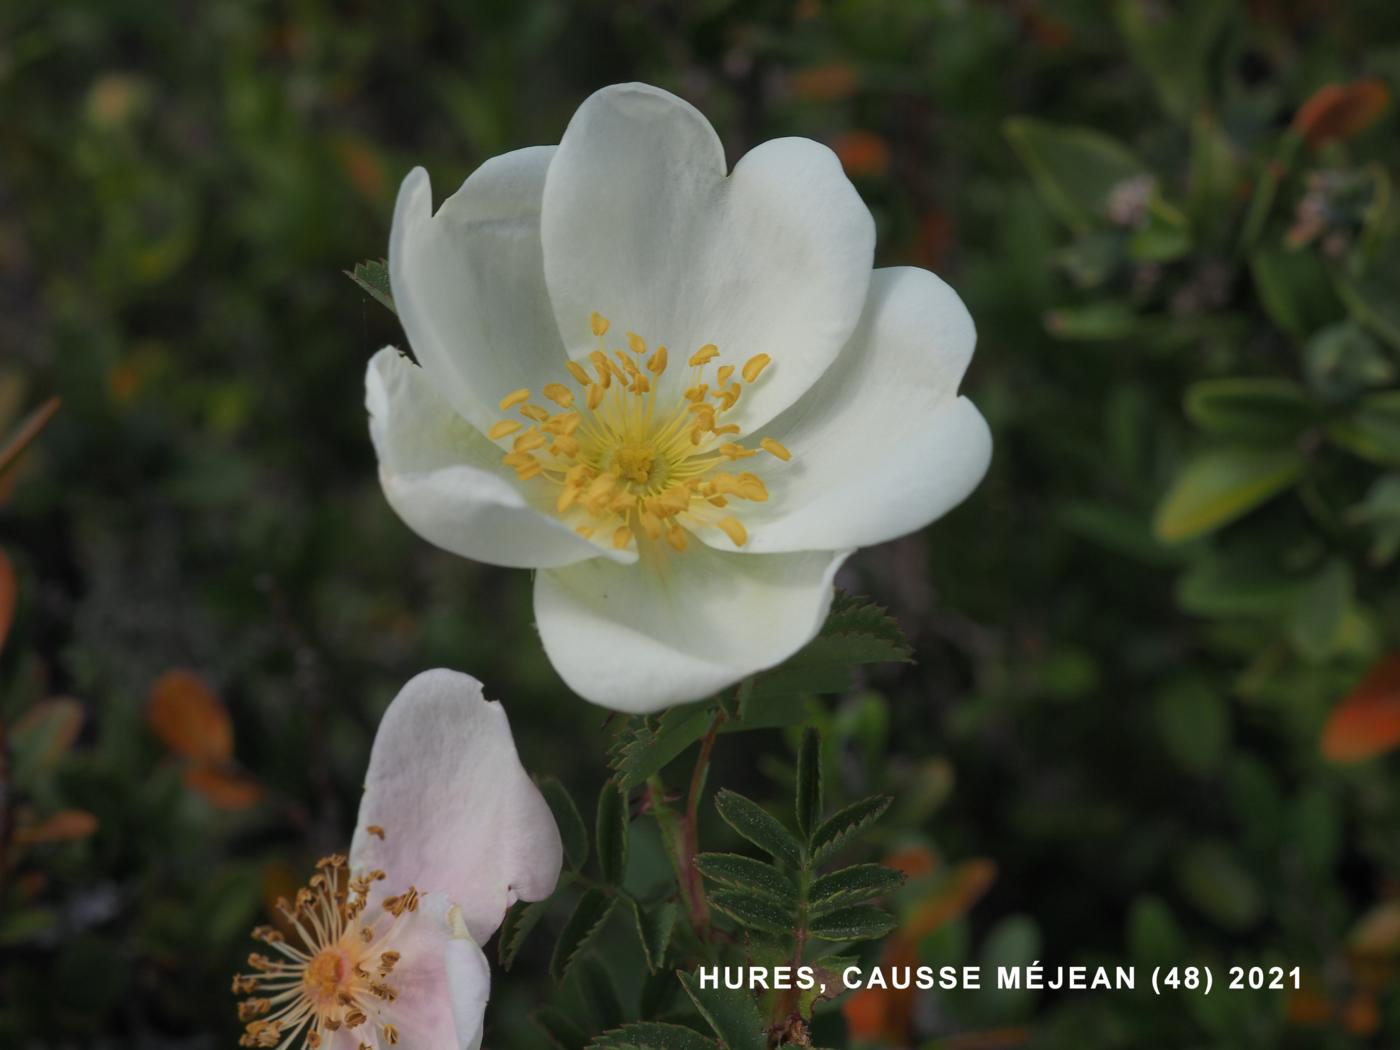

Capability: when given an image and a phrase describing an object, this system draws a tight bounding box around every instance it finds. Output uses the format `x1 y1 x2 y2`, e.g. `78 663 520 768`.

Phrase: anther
717 517 748 546
761 437 791 461
742 353 771 382
499 388 530 411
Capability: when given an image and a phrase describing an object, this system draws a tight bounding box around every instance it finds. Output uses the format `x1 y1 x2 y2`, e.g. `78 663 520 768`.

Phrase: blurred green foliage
2 0 1400 1047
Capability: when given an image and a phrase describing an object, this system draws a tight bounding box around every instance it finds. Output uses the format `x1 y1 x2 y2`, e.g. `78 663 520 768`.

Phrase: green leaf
978 914 1043 1018
1004 117 1146 233
1336 267 1400 352
810 795 892 866
1289 558 1353 662
708 888 797 935
1175 842 1263 930
1330 391 1400 465
1058 502 1182 566
596 780 630 885
809 864 906 913
611 704 716 791
345 258 395 315
576 956 625 1033
748 594 911 701
713 789 803 868
624 897 678 973
1186 110 1245 245
807 905 898 942
498 898 551 970
590 1023 721 1050
1153 679 1230 776
696 853 798 903
1303 322 1394 402
1349 475 1400 564
1153 446 1305 544
1044 302 1139 341
534 1005 589 1050
676 971 767 1050
1175 552 1304 619
1250 245 1342 340
1183 379 1313 441
1115 0 1233 121
1127 895 1187 968
1128 199 1192 263
540 778 589 871
550 888 615 982
795 727 822 840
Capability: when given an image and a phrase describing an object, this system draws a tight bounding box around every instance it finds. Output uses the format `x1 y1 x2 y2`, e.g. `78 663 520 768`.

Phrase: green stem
1237 132 1301 256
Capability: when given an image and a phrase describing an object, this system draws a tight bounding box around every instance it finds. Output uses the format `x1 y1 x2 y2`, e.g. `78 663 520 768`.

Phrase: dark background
1 1 1398 1046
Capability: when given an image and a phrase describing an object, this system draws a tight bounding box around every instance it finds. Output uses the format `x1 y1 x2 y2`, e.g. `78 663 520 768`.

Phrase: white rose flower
367 83 991 713
233 670 562 1049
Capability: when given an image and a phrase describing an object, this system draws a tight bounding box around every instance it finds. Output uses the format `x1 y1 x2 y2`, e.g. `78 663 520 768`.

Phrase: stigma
491 313 791 553
233 848 412 1048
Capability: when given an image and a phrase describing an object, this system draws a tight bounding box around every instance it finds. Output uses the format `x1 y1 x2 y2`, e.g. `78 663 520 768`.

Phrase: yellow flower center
233 841 411 1048
492 312 792 553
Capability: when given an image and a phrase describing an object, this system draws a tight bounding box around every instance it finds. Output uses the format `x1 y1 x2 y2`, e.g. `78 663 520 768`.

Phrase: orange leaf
332 135 388 203
15 809 98 844
790 62 858 103
0 547 13 655
1292 78 1390 148
843 937 918 1044
904 857 997 939
832 130 891 178
182 762 263 810
148 669 234 763
1341 992 1380 1037
1350 901 1400 958
1321 653 1400 763
12 697 84 768
0 396 61 478
885 845 939 880
1284 983 1334 1026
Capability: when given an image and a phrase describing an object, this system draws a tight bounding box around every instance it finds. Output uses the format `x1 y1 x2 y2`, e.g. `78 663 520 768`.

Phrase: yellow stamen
489 317 793 563
742 353 771 382
499 388 530 411
717 516 748 546
543 383 574 407
233 847 414 1050
761 437 791 461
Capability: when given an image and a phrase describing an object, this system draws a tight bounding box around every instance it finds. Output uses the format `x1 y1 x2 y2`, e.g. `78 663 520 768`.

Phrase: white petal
333 894 489 1050
534 545 850 712
725 267 992 554
367 346 634 568
349 670 564 943
389 150 568 434
541 83 874 428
